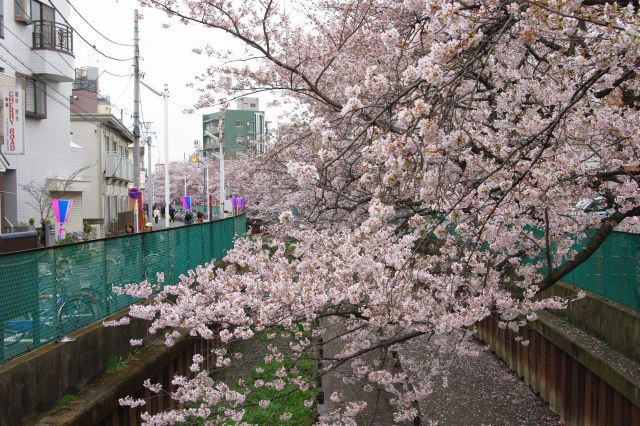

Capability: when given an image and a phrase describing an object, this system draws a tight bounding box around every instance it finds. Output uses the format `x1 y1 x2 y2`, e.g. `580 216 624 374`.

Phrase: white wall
0 0 84 224
71 119 103 220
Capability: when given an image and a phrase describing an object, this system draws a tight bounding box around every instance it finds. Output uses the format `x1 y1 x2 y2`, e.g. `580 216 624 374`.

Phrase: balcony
30 20 75 82
105 153 133 182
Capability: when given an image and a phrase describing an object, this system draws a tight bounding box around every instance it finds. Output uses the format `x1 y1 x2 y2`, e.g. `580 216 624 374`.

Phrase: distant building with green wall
202 97 267 159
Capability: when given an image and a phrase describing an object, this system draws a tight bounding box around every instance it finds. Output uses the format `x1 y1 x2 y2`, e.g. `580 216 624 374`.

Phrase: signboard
51 199 73 240
128 187 140 200
180 196 192 211
227 197 245 215
189 154 198 164
3 87 24 155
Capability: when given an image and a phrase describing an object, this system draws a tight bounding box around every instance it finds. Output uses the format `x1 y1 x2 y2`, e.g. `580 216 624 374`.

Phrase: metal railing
0 214 246 363
32 20 73 55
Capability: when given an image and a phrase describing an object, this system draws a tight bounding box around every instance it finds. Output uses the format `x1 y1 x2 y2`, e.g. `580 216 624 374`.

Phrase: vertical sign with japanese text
3 87 24 155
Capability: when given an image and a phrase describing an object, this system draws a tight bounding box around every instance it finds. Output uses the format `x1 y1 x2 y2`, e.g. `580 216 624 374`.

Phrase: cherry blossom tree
151 157 248 208
120 0 640 423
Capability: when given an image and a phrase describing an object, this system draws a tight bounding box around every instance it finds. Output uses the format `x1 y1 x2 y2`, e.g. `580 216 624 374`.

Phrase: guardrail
0 215 246 363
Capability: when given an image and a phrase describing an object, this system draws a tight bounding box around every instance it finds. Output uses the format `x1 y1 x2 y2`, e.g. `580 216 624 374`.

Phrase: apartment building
0 0 87 235
71 67 140 237
202 97 268 159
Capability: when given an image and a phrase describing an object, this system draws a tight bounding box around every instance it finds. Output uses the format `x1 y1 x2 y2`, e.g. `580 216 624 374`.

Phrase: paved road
151 218 184 230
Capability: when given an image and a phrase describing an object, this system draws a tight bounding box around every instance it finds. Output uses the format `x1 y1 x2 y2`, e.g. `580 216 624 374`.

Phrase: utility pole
132 9 141 232
163 85 169 229
218 118 225 217
147 136 153 217
139 79 169 228
204 117 225 218
204 160 209 220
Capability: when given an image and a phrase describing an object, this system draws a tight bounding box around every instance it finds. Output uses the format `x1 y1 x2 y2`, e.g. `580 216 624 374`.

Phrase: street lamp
139 79 170 229
189 151 209 219
204 122 225 218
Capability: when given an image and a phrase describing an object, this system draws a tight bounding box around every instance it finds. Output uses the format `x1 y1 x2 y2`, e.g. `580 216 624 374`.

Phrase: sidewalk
152 219 184 230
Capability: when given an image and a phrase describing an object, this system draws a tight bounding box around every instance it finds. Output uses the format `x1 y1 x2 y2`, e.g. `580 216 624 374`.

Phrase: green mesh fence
562 231 640 312
0 214 246 364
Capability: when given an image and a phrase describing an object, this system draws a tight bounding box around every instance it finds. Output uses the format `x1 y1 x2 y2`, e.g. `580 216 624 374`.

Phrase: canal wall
475 282 640 425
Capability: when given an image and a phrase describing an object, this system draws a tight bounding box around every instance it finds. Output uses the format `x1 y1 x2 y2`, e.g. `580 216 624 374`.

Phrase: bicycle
3 278 95 349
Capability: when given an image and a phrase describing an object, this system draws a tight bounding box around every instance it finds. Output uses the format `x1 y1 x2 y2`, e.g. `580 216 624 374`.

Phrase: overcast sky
69 0 267 165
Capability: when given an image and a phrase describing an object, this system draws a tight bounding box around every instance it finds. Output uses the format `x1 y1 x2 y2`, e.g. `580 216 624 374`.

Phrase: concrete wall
34 336 220 425
0 310 150 425
542 282 640 363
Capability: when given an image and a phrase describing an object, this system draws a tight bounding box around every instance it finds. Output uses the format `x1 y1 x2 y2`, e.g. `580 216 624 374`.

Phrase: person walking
153 206 160 224
169 206 176 223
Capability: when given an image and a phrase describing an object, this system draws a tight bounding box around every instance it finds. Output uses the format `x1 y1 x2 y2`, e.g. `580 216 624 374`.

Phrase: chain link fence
563 231 640 312
0 215 246 364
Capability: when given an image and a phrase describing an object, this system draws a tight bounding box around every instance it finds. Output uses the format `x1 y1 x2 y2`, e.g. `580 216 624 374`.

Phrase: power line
0 46 133 131
66 0 134 47
112 73 133 107
0 21 134 116
45 0 134 62
101 69 133 78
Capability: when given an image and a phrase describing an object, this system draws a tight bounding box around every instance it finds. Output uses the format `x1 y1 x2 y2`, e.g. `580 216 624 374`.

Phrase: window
14 0 31 23
20 75 46 118
31 0 65 52
250 103 256 108
31 0 54 22
235 120 242 127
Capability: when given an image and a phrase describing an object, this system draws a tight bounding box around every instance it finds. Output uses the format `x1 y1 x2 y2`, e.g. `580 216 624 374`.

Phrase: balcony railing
105 153 133 181
32 20 73 55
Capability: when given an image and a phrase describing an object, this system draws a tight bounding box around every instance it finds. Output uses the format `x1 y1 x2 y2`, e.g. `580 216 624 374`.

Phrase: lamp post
139 79 170 229
190 150 210 220
204 120 225 219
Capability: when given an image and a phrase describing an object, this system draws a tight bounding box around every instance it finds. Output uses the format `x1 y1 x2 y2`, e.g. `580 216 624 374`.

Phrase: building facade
0 0 87 235
71 67 140 237
70 114 135 237
202 97 267 159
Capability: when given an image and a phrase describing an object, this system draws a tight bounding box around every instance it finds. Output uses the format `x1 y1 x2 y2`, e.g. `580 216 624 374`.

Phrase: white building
71 113 135 238
71 67 146 237
0 0 87 235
